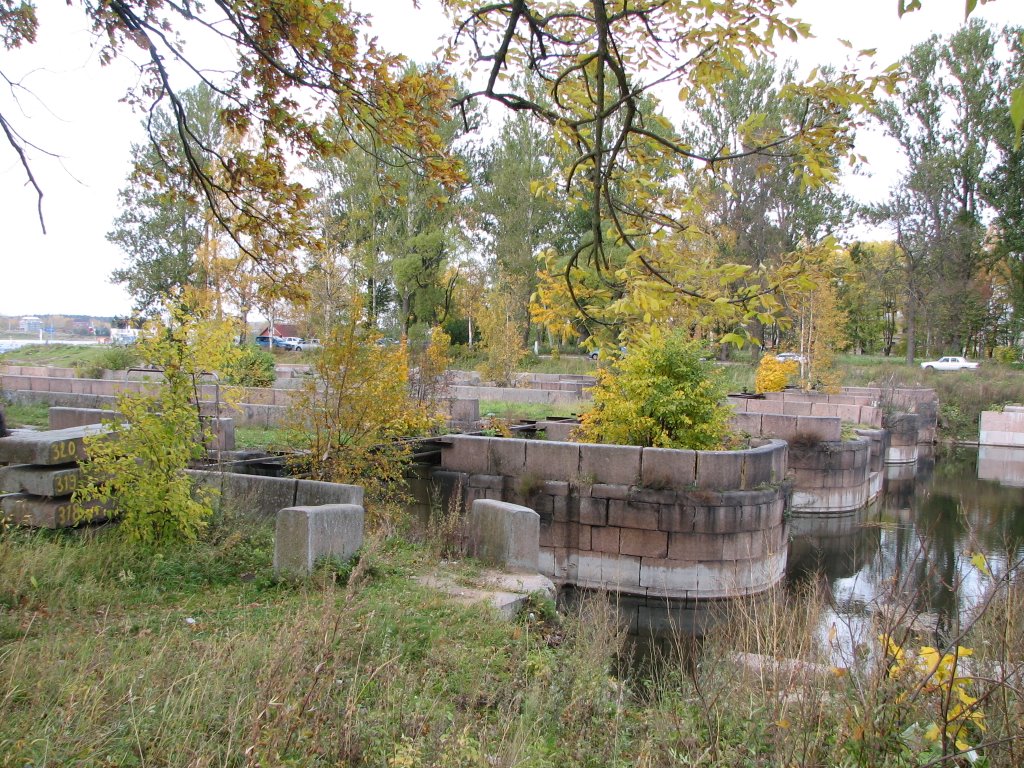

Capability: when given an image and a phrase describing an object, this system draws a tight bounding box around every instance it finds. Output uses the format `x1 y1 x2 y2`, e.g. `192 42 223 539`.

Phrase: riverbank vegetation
2 510 1022 766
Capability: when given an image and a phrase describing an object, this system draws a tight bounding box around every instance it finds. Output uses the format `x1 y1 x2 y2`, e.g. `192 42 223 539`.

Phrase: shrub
74 307 242 545
222 345 276 387
577 328 732 449
96 345 141 371
993 346 1020 364
755 354 799 393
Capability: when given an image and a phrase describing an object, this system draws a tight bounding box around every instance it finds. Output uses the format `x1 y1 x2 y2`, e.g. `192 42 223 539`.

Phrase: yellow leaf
969 552 990 576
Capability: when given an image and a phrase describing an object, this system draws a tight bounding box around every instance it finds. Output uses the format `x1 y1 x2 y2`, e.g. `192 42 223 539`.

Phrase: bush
755 354 799 393
993 346 1020 364
578 328 732 449
222 345 276 387
97 345 141 371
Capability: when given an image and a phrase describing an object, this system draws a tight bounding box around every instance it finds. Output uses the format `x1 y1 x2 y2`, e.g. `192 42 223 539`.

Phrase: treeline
107 21 1022 362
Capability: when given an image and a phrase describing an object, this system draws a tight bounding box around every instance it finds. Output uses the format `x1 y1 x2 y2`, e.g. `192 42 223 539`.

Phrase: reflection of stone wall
787 500 882 581
883 413 920 465
437 435 788 600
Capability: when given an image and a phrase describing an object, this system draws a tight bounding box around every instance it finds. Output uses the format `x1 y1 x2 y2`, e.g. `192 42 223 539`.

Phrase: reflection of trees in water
868 447 1024 641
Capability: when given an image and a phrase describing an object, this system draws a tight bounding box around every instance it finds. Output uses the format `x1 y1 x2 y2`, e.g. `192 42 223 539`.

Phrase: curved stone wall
788 438 871 514
437 435 789 600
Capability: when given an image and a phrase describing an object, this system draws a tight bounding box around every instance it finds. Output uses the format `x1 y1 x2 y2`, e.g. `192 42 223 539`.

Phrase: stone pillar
468 499 540 573
274 504 364 577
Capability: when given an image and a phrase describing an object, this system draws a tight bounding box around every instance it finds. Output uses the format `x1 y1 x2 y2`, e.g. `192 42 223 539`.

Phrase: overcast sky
0 0 1018 318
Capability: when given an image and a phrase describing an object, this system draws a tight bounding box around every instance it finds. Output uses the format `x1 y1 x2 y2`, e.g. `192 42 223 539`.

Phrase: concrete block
695 450 744 491
222 473 297 518
295 479 364 507
489 438 528 475
601 554 641 589
761 413 798 441
640 447 696 489
659 504 695 533
0 424 109 465
1 493 109 528
730 412 762 436
781 401 812 416
796 416 841 441
591 483 630 500
607 499 659 529
468 499 540 572
0 464 80 497
525 440 580 482
579 443 641 486
440 435 491 474
741 444 775 488
579 496 608 525
668 532 724 561
48 407 122 430
639 559 701 594
274 504 364 577
619 528 668 558
590 525 621 554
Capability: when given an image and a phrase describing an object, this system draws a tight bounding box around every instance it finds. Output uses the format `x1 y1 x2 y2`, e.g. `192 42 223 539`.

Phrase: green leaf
720 332 746 348
1011 86 1024 152
965 0 978 19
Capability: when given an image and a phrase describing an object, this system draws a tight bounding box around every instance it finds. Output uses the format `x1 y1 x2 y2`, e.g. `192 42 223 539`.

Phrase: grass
0 343 110 368
235 425 306 451
2 509 1022 766
478 399 582 422
1 401 50 429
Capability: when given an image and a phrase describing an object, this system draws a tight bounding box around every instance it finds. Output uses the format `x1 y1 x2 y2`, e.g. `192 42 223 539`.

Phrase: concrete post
468 499 540 573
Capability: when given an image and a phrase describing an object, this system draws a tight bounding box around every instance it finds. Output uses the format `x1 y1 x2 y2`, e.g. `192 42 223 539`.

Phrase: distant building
110 328 140 345
256 322 302 339
19 316 42 333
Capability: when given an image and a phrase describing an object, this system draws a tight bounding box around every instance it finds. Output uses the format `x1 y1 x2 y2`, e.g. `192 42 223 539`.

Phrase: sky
0 0 1019 318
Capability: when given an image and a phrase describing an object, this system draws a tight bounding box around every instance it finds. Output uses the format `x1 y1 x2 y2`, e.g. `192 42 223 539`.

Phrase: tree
447 0 892 341
877 21 1003 361
3 1 461 280
108 84 225 316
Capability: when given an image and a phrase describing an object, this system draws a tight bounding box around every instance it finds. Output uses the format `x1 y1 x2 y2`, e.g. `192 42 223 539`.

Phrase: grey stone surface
525 439 580 482
468 499 540 572
295 479 363 507
488 438 527 476
0 424 108 466
48 406 122 430
274 504 364 576
0 464 80 497
579 443 641 486
695 450 744 490
0 493 108 528
440 435 491 474
640 447 696 489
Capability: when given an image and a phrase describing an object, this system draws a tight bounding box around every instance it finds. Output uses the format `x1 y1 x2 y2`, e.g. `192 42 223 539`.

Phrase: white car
296 338 321 351
774 352 805 364
920 356 979 371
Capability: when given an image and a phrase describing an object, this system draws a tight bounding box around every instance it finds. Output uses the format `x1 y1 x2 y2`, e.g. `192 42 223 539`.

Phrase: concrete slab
274 504 364 577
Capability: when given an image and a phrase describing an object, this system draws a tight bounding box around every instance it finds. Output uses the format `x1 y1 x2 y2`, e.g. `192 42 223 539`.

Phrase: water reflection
588 447 1024 663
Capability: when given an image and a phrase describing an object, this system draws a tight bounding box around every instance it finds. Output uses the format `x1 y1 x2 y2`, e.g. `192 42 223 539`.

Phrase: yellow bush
755 354 798 393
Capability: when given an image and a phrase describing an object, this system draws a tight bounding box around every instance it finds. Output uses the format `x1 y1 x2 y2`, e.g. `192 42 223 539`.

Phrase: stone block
668 531 724 561
489 438 528 476
781 401 812 416
579 443 641 486
619 528 668 558
0 424 109 466
578 525 592 551
629 486 678 505
695 450 744 491
590 525 621 553
468 499 540 572
640 447 696 489
601 554 642 589
591 483 630 501
1 493 109 528
796 416 841 442
48 407 122 430
659 504 695 533
222 473 297 519
579 496 608 525
607 499 659 529
295 479 364 507
0 464 80 497
730 412 762 437
541 480 570 496
449 399 480 425
469 474 504 491
525 439 580 482
440 435 491 474
639 559 701 594
761 414 798 441
741 444 775 488
274 504 365 577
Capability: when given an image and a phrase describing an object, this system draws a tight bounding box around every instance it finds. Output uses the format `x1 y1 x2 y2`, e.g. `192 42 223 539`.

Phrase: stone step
0 464 81 497
0 494 110 529
0 424 109 466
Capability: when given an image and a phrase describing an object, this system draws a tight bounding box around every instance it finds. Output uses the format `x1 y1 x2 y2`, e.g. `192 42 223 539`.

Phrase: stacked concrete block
186 469 363 519
0 425 108 528
439 435 789 600
467 499 540 572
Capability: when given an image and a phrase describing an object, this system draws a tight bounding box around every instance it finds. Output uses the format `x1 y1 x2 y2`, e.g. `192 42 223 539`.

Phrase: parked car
774 351 806 364
920 356 979 371
254 335 272 348
296 338 321 351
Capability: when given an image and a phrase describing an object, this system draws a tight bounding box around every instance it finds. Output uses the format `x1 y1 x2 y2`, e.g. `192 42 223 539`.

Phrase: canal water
585 446 1024 666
